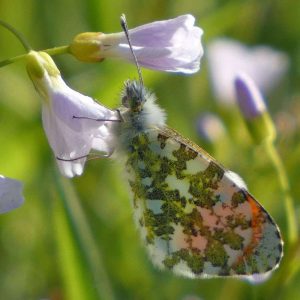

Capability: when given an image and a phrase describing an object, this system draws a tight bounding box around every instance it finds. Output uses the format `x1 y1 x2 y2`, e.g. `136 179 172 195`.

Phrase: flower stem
0 19 31 51
0 53 28 68
42 45 70 56
263 140 298 244
0 45 70 68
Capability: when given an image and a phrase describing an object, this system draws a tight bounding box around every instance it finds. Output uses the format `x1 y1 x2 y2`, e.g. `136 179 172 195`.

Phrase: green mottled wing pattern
125 126 283 278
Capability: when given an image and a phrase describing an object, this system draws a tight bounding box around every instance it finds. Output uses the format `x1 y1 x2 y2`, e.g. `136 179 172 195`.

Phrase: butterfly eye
122 95 130 108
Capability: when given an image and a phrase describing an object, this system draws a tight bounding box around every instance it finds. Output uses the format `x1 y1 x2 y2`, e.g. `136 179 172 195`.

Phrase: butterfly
111 79 283 279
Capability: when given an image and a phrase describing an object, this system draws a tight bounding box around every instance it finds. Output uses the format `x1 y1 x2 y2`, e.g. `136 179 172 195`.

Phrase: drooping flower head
207 38 289 105
70 14 204 74
26 51 118 177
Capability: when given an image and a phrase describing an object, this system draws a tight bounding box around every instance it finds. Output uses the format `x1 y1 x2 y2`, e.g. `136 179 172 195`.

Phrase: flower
26 51 118 177
234 73 276 144
207 38 289 104
69 14 203 74
0 175 24 214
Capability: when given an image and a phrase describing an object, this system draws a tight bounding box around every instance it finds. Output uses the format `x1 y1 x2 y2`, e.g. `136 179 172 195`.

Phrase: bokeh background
0 0 300 299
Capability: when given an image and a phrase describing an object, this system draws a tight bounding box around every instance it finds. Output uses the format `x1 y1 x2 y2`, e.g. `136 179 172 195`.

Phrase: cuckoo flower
207 38 289 104
0 175 24 214
26 51 117 177
70 14 203 74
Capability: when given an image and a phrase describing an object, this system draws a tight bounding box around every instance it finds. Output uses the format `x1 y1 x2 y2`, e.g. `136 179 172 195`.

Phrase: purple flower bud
70 15 203 74
234 73 266 119
234 73 276 144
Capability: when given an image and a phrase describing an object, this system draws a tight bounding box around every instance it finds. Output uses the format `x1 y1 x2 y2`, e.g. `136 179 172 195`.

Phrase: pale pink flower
27 51 117 177
70 15 204 74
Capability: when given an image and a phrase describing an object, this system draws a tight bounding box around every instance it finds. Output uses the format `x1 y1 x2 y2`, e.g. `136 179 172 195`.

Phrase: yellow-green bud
69 32 105 62
26 51 61 99
26 51 60 78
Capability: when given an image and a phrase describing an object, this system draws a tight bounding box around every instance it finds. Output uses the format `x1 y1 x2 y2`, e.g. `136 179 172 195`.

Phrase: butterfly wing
125 126 283 278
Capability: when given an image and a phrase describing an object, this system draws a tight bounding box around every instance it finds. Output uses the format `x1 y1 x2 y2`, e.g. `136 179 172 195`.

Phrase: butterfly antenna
120 14 144 87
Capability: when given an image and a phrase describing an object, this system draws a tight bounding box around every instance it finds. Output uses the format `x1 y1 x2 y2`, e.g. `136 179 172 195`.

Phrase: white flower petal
27 51 117 177
103 15 204 73
207 38 289 104
42 91 115 177
127 15 198 47
0 175 24 214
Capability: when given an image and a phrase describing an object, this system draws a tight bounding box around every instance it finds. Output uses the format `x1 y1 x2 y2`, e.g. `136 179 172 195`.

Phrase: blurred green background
0 0 300 299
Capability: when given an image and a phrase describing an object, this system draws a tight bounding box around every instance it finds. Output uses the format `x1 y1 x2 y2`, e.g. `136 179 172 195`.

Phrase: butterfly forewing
125 126 283 278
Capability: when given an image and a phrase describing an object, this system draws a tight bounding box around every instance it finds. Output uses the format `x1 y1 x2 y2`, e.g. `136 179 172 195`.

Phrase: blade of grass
52 166 114 300
53 194 97 300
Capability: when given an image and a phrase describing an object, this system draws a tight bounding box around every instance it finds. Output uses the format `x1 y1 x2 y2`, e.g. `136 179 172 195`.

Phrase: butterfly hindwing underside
125 126 283 278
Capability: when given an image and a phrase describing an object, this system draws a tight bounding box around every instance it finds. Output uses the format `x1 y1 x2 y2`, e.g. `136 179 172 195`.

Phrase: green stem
0 53 28 68
42 45 70 56
264 140 298 244
0 19 31 51
0 45 70 68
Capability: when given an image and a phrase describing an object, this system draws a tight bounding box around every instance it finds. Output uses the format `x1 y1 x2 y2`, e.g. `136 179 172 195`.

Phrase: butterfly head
121 79 147 113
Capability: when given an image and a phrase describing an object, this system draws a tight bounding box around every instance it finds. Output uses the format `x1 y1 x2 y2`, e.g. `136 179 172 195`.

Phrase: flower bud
26 51 61 99
70 32 107 62
234 73 276 144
